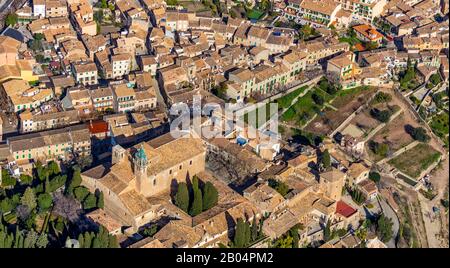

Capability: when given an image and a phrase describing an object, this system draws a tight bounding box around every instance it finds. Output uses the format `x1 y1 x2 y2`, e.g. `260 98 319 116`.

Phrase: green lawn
276 86 308 109
246 9 265 20
280 85 343 126
281 90 323 126
430 112 449 148
388 143 441 179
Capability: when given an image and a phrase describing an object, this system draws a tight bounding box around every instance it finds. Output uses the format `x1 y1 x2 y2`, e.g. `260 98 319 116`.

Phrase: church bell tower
134 145 148 194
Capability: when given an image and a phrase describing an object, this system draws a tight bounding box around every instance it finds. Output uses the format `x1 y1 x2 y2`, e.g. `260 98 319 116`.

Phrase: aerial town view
0 0 448 251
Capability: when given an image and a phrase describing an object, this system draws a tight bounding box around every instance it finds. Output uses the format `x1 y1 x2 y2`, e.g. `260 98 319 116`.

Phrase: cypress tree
192 176 199 191
290 227 299 248
251 217 258 242
233 218 246 248
321 149 331 169
175 182 189 213
108 235 119 248
84 232 92 248
324 219 332 241
244 221 251 246
189 187 203 216
96 192 104 209
78 233 84 248
202 182 218 211
66 168 82 196
91 237 101 248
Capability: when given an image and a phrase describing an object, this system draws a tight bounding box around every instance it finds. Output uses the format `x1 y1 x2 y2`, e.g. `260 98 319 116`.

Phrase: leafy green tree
74 186 90 202
369 141 389 157
66 168 82 196
47 161 60 176
0 198 14 213
19 174 33 186
21 187 37 211
141 224 158 237
189 187 203 216
37 193 52 211
272 235 293 248
370 108 392 123
407 126 430 143
429 74 441 86
373 92 392 104
48 175 66 192
36 164 48 181
312 93 324 105
369 172 381 183
33 33 44 41
82 194 97 210
5 13 18 27
202 182 218 211
268 179 289 197
1 170 16 188
376 214 394 243
175 182 189 213
321 149 331 169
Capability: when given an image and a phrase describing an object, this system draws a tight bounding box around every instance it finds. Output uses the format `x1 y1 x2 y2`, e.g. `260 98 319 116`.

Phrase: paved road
378 197 400 248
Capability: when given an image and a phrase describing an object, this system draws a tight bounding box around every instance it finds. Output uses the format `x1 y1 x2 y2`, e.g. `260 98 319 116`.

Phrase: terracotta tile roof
336 200 357 218
88 120 109 134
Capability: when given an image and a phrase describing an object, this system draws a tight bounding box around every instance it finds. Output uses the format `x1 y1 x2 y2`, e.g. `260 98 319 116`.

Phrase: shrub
19 175 33 186
429 73 441 85
82 194 97 210
369 172 381 183
268 179 290 197
74 186 90 202
37 193 53 211
369 141 389 157
373 92 392 104
141 224 158 237
405 125 430 143
312 93 324 105
370 108 392 123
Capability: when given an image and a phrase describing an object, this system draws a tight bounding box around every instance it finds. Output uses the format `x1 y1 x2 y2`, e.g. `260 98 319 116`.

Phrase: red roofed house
334 200 360 230
88 120 109 139
353 24 384 45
